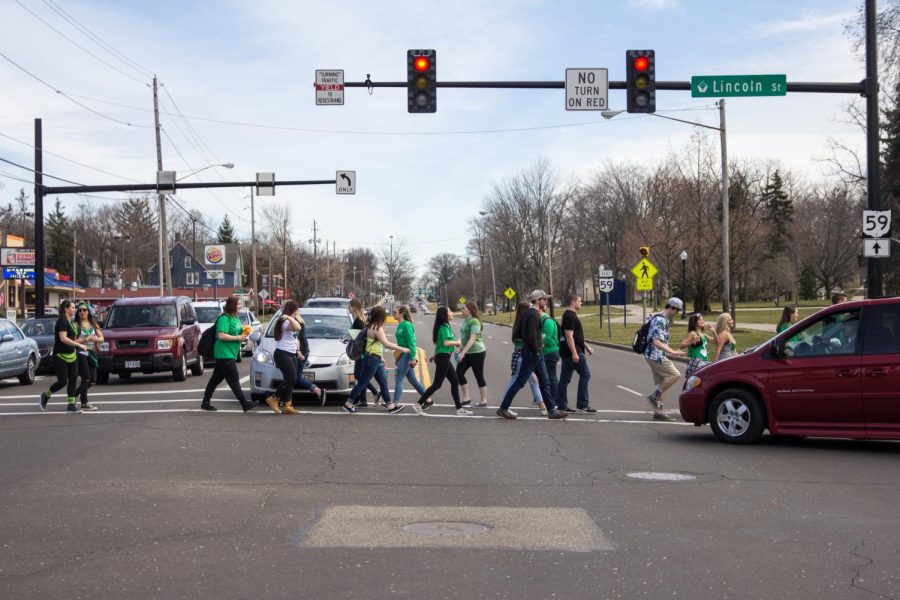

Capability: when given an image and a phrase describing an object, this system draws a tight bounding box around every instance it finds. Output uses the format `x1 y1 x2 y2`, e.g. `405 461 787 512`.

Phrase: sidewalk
580 304 776 333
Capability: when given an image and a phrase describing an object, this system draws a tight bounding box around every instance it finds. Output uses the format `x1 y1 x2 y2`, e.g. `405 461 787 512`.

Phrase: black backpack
199 315 224 359
345 327 369 361
632 315 656 354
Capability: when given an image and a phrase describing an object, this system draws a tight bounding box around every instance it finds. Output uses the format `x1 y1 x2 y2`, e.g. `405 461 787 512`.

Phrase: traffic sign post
864 238 891 258
691 74 786 98
565 68 608 111
315 70 345 105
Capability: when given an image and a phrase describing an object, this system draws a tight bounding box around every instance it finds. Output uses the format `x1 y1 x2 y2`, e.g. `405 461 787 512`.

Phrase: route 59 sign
863 210 892 238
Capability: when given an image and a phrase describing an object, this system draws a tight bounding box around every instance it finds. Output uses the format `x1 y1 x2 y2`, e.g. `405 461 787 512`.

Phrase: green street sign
691 74 786 98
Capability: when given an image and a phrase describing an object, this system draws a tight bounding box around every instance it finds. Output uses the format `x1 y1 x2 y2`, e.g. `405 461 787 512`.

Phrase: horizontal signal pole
345 80 866 94
43 180 337 195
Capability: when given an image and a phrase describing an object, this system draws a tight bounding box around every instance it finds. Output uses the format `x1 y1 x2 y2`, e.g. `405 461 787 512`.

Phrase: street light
478 210 499 315
175 163 234 181
602 104 732 317
113 234 131 298
680 250 688 316
389 234 394 311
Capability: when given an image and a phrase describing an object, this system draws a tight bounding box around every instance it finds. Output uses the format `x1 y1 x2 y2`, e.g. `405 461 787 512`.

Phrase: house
146 242 244 290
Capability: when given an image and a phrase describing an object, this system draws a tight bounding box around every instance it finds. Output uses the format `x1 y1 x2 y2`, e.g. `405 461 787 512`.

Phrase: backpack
632 315 656 354
199 315 224 359
345 327 369 361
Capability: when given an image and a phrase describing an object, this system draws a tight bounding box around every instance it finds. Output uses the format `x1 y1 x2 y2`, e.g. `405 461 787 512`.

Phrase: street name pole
866 0 883 298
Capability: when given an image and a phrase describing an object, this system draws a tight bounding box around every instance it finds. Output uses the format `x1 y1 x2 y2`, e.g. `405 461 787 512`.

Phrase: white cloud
752 11 854 36
626 0 680 11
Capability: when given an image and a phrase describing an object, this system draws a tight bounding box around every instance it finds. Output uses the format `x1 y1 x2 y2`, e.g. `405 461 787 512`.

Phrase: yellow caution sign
504 287 516 300
458 297 466 305
631 258 657 291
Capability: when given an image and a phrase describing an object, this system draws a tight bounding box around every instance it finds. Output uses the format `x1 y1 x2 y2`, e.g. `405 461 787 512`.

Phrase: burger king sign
204 244 226 266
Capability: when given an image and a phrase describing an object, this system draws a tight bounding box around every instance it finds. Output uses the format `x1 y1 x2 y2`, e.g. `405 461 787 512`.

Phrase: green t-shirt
435 323 455 355
395 320 417 356
461 317 485 354
541 314 559 355
213 314 242 360
686 333 708 360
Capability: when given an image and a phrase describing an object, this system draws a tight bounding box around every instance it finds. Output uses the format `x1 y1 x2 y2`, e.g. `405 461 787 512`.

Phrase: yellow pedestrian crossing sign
459 297 466 304
504 287 516 300
631 258 658 291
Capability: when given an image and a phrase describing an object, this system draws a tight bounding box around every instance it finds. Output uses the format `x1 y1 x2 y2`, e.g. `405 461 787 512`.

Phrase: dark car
20 317 58 373
94 296 203 383
679 297 900 444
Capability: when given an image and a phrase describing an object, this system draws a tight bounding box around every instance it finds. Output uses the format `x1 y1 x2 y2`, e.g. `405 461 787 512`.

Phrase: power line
0 156 85 185
0 169 34 185
0 132 142 183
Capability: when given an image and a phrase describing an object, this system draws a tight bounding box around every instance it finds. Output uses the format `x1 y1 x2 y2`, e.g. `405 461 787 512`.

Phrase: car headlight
255 349 273 364
157 339 174 350
336 353 350 366
685 375 702 390
98 342 110 352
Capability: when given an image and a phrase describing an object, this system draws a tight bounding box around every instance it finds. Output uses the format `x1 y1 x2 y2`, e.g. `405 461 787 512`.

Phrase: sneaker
39 391 49 411
80 402 99 412
413 403 424 416
240 399 256 413
547 410 568 420
387 404 406 414
460 399 472 407
342 404 357 414
577 407 598 414
653 411 675 422
319 389 328 407
562 407 577 414
540 408 549 416
474 401 489 408
420 400 435 412
265 395 282 414
66 403 82 414
646 394 662 411
496 408 518 420
457 407 473 416
200 403 217 412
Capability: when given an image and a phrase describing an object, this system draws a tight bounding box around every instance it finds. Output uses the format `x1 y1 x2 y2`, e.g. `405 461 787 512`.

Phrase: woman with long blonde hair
713 312 737 362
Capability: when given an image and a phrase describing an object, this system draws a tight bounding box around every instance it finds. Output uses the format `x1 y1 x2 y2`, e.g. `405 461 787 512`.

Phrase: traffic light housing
626 50 655 113
640 246 650 257
407 49 436 113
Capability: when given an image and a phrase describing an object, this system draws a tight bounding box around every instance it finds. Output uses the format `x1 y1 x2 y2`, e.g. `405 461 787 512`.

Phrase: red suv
679 297 900 444
95 296 204 383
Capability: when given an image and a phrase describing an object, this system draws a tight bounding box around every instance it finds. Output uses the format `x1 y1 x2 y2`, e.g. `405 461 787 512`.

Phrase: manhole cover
626 472 696 482
402 522 490 537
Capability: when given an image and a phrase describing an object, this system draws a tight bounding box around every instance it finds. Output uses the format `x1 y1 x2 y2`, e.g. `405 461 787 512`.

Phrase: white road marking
0 388 251 400
239 375 250 383
502 341 509 345
616 385 643 397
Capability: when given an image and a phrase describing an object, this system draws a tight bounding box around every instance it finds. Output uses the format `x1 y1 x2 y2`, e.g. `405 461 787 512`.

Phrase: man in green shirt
540 300 560 404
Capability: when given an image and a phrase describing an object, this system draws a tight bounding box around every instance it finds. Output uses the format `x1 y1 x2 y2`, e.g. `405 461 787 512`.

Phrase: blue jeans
503 354 543 404
543 350 559 404
394 352 426 403
349 354 391 405
557 352 591 410
500 349 555 411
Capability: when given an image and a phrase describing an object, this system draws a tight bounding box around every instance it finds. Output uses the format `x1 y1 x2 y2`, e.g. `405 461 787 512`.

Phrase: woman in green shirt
776 306 799 334
74 302 103 411
679 313 716 378
200 295 254 412
456 301 489 408
415 306 468 415
392 304 426 404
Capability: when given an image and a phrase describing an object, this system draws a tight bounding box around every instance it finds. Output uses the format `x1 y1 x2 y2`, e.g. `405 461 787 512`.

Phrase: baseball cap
529 290 550 302
665 297 684 310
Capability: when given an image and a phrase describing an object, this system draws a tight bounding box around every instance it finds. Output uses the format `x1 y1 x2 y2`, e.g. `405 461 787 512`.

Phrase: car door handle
866 367 889 377
836 369 859 378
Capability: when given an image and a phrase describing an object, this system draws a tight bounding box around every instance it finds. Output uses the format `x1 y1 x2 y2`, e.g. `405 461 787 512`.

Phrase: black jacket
514 307 543 353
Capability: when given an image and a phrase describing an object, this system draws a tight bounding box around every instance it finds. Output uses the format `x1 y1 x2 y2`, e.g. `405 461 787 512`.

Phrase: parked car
238 308 262 356
679 297 900 444
0 318 40 385
95 296 203 383
192 301 223 365
304 297 351 310
20 317 58 373
249 307 354 402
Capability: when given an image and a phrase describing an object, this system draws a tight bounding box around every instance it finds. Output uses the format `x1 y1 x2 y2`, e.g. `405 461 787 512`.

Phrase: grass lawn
734 300 832 309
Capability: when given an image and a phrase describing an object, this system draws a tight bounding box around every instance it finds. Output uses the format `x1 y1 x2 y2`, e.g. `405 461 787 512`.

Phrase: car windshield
307 300 347 309
21 318 57 337
106 305 177 328
265 313 351 339
239 310 252 325
195 307 221 323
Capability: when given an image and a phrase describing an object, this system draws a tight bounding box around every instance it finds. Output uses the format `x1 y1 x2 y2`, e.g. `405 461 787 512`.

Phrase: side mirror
249 332 261 343
769 339 787 359
1 334 13 343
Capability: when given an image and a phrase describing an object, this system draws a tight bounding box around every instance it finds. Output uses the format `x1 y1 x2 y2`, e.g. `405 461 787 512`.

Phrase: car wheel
173 354 187 382
118 371 131 379
18 356 36 385
96 370 110 384
708 388 766 444
190 356 204 376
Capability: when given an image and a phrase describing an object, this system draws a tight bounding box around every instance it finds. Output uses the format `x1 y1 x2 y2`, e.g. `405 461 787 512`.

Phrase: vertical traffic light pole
33 118 45 318
865 0 882 299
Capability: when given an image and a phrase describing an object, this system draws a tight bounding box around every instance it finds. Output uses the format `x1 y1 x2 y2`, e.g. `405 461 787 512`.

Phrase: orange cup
242 326 252 336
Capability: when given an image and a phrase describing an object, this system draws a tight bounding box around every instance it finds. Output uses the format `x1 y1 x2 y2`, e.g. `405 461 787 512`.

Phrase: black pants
202 358 247 404
456 351 487 387
418 353 461 409
76 353 96 404
274 349 297 405
50 355 78 399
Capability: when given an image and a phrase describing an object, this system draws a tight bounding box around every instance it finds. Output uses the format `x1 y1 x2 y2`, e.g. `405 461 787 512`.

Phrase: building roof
24 272 85 293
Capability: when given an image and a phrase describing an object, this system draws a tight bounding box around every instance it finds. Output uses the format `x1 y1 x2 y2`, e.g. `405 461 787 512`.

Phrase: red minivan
679 297 900 444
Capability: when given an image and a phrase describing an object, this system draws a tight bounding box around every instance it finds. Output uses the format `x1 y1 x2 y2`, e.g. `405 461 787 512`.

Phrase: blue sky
0 0 864 271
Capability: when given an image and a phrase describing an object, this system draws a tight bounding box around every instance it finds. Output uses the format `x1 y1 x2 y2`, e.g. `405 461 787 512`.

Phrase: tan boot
282 401 301 415
265 395 281 414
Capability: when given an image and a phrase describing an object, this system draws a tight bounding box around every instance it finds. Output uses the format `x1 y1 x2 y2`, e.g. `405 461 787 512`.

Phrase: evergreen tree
762 170 794 257
217 216 236 244
799 265 818 300
113 195 158 272
45 198 73 276
880 78 900 295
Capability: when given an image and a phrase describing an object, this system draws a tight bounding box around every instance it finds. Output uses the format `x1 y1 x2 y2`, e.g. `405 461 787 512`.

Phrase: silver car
0 318 41 385
249 308 354 402
238 309 262 356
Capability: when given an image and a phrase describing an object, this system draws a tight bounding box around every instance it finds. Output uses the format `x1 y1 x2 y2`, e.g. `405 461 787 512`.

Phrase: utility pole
191 218 197 301
282 220 289 302
34 118 44 318
72 229 77 299
719 99 732 317
250 187 257 308
311 220 318 297
865 0 883 298
153 76 172 296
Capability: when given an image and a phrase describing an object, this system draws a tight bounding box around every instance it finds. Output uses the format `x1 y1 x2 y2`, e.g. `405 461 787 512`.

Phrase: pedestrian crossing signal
640 246 650 257
408 49 436 113
626 50 655 113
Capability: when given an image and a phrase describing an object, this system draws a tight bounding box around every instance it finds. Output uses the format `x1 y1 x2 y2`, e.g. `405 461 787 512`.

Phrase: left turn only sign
316 70 344 105
336 171 356 195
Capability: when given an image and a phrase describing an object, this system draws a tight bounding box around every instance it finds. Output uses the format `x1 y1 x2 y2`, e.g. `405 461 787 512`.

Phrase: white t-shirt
275 319 298 353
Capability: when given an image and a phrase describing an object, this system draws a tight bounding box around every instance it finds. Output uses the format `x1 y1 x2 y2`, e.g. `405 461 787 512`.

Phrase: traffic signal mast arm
344 79 865 93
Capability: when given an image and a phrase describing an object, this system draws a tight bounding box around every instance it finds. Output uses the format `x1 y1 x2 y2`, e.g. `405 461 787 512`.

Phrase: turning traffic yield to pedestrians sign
631 258 658 292
315 70 344 105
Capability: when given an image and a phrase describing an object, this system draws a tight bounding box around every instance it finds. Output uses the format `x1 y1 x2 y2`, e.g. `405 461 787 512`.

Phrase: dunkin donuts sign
204 245 226 266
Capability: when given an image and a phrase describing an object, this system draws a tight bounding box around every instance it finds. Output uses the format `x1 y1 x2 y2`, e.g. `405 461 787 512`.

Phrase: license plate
125 360 140 369
303 371 315 382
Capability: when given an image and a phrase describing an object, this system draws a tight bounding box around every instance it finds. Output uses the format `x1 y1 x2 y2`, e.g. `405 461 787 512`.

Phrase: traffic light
626 50 655 113
407 49 437 113
640 246 650 257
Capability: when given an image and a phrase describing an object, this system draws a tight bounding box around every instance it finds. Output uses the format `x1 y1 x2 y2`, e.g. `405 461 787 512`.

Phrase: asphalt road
1 315 898 599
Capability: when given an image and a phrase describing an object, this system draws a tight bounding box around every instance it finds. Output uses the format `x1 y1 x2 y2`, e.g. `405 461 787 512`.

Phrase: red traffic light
414 56 430 72
634 56 649 72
